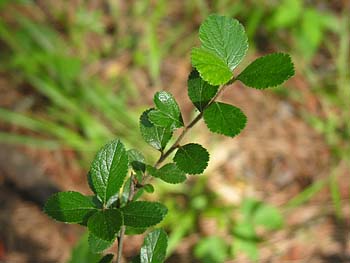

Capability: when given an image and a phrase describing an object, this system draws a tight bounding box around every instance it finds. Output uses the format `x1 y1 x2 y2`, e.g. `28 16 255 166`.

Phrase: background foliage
0 1 349 262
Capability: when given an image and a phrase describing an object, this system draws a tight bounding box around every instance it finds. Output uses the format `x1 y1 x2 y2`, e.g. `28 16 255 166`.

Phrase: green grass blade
0 132 60 149
286 179 327 209
329 167 343 219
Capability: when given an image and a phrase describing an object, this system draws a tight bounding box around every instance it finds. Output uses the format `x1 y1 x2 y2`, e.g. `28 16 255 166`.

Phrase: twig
116 226 125 263
115 79 234 262
154 81 230 167
116 174 135 263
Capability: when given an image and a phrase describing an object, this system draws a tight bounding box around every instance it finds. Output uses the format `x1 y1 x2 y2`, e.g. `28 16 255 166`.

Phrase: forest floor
0 1 349 262
1 64 349 262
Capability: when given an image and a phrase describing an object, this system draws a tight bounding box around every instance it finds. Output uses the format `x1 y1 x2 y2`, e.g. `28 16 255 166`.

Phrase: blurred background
0 0 349 262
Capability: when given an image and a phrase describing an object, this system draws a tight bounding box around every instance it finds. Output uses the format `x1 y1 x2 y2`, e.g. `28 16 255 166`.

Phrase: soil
0 2 349 263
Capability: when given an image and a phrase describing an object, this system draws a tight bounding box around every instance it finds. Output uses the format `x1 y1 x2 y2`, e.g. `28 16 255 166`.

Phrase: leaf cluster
44 14 294 262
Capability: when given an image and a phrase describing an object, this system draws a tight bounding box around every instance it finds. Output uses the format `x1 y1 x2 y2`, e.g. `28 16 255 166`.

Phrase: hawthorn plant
44 14 294 263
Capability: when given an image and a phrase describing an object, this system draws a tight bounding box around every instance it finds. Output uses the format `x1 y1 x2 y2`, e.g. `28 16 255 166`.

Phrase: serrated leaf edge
187 69 219 112
43 191 98 224
157 163 187 184
87 209 123 241
139 108 173 150
199 14 249 71
237 53 295 89
141 228 168 263
203 102 247 138
121 201 168 227
191 47 233 86
88 232 115 254
174 143 210 175
149 91 184 129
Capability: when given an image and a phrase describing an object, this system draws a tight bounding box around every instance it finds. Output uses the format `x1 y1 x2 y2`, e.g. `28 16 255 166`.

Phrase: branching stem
115 79 234 263
155 81 230 167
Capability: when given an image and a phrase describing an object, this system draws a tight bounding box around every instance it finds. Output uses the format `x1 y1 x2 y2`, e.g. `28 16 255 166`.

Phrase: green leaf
188 70 219 112
237 53 294 89
140 229 168 263
44 191 97 224
157 163 187 184
240 198 261 219
140 109 173 151
148 91 184 130
232 222 259 260
253 204 284 230
133 188 144 201
199 14 248 70
128 149 146 172
88 139 128 206
98 254 114 263
173 143 209 175
87 209 123 241
125 226 147 235
191 47 232 86
69 233 101 263
120 177 132 207
88 232 114 254
146 165 158 177
268 0 302 29
233 237 259 261
191 14 248 85
121 201 168 228
203 102 247 137
232 222 259 241
143 184 155 193
194 236 228 263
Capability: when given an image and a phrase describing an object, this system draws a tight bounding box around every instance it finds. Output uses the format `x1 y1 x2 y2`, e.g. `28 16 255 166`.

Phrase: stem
116 175 135 263
116 227 125 263
154 82 229 167
115 79 233 262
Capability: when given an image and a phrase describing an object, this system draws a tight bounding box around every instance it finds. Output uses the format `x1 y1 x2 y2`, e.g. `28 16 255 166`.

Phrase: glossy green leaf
44 191 97 224
87 209 123 241
237 53 294 89
157 163 187 184
88 232 114 254
140 229 168 263
191 14 248 85
188 70 219 112
88 139 128 205
199 14 248 70
128 149 146 172
203 102 247 137
120 177 132 207
121 201 168 228
173 143 209 175
140 109 173 151
191 47 232 86
148 91 184 130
